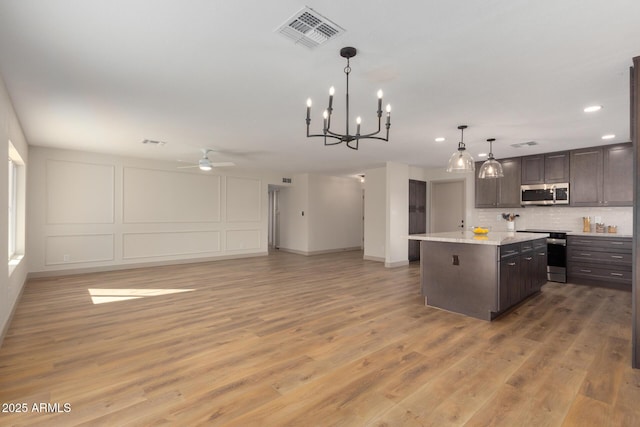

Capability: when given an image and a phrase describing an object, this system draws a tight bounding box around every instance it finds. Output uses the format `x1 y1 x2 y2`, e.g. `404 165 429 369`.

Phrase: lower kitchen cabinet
499 239 547 312
567 235 632 289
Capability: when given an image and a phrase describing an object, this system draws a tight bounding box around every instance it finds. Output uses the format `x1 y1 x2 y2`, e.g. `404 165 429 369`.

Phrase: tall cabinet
408 180 426 262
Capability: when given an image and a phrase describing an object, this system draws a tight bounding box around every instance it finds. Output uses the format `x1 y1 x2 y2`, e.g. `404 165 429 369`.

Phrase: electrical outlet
594 216 602 223
497 214 502 221
63 254 70 262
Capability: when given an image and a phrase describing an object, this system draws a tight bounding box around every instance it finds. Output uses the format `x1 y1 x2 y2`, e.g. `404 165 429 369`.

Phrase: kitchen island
409 231 548 320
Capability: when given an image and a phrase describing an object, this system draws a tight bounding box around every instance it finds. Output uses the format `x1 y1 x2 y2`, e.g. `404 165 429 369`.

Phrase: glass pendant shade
446 148 475 172
478 138 504 179
446 125 475 173
478 158 504 178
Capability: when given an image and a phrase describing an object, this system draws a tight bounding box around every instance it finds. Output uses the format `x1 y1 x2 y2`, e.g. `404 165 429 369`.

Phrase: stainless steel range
519 229 568 283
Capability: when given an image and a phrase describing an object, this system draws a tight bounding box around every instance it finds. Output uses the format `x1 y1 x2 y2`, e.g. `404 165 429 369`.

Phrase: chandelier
305 47 391 150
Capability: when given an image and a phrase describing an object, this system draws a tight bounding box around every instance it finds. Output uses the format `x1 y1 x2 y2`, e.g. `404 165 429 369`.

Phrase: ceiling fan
177 149 235 171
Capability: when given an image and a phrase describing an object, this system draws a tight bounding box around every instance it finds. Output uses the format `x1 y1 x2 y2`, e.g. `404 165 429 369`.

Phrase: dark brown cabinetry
408 180 426 262
567 235 632 289
545 152 570 183
522 152 569 185
474 157 521 208
570 143 633 207
521 155 544 184
498 238 547 312
570 148 603 206
603 143 633 206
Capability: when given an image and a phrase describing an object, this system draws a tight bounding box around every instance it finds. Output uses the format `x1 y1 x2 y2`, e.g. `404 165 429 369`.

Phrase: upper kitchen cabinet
570 147 603 206
603 143 633 206
544 152 570 183
521 155 544 184
570 143 633 207
521 152 569 185
475 157 521 208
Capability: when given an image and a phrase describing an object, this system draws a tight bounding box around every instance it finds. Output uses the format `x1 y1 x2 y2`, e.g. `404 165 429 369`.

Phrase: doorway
430 179 465 232
268 185 281 250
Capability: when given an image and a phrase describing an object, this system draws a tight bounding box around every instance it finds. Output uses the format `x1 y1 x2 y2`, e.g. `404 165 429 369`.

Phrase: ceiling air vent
510 141 538 148
275 7 345 49
142 139 166 146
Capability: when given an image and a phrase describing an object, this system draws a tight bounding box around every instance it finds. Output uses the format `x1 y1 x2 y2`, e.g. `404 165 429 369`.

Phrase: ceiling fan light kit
177 149 235 171
446 125 475 173
305 46 391 150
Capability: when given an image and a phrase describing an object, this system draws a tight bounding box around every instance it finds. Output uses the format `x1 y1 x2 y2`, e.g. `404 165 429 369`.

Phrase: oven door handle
547 238 566 246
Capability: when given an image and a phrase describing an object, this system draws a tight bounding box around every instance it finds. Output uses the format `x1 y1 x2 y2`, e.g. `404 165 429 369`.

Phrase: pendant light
446 125 475 173
478 138 504 179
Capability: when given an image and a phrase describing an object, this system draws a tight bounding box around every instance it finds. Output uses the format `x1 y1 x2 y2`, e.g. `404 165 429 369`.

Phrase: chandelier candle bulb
323 110 328 132
386 104 391 126
377 90 383 113
328 86 335 111
356 117 361 135
306 99 312 121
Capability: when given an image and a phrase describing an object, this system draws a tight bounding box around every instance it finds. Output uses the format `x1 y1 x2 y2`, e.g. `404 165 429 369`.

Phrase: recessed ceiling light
584 105 602 113
602 134 615 140
435 137 445 142
478 153 488 158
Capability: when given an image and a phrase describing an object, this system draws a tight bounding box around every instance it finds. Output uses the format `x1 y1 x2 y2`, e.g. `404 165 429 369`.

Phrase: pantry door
430 179 465 232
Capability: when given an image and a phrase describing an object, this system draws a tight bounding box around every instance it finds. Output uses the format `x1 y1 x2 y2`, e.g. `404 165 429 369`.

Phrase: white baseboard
27 252 268 280
277 247 362 256
385 260 409 268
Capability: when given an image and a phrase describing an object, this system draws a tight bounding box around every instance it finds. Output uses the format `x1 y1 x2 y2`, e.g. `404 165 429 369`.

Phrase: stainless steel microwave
520 183 569 206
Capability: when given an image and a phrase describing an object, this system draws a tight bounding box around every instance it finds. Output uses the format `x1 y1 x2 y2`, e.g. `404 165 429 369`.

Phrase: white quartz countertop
566 231 632 238
408 231 549 246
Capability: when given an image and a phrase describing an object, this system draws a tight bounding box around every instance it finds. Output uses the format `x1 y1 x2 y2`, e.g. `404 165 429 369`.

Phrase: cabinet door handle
525 257 533 261
611 255 623 259
580 269 592 273
610 272 624 277
580 253 591 256
610 242 624 245
538 252 546 256
507 262 516 266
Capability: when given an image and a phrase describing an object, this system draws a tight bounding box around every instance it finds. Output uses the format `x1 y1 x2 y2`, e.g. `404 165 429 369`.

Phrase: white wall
278 173 363 255
385 162 409 267
364 167 386 261
308 174 363 253
1 74 29 340
27 147 290 275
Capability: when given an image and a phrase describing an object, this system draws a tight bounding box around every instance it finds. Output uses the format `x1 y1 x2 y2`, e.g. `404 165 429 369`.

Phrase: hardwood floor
1 250 639 426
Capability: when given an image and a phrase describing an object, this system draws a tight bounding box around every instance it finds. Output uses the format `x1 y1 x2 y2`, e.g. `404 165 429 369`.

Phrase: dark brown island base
408 231 548 321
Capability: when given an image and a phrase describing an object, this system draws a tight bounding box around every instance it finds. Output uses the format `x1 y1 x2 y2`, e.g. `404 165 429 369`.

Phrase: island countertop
408 231 549 246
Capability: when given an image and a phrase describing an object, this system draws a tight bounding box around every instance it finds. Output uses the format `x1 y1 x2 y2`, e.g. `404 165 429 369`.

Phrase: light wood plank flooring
1 250 640 426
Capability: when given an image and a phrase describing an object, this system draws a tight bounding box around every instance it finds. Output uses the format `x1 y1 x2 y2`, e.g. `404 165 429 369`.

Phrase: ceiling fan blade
176 165 199 169
211 162 235 167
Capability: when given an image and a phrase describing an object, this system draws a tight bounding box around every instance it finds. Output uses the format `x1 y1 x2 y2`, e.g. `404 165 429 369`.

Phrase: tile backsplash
472 206 633 235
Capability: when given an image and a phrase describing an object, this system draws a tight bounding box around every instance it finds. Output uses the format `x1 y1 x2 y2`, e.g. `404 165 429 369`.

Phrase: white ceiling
1 0 639 177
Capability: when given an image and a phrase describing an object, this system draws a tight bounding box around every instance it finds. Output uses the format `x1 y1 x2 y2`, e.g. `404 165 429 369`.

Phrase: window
8 156 17 259
8 140 24 267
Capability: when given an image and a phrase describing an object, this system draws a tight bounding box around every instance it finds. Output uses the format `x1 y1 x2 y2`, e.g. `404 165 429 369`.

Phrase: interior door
430 179 465 232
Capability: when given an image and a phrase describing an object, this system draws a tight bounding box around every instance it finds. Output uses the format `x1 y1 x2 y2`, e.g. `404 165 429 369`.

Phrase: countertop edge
408 232 549 246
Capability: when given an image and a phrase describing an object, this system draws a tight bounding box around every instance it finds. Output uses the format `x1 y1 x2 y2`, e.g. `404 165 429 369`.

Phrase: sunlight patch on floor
88 288 195 304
